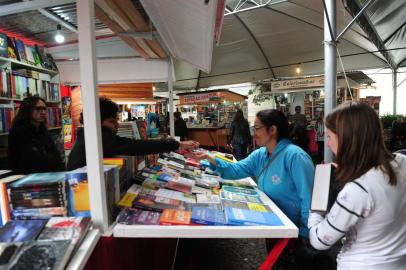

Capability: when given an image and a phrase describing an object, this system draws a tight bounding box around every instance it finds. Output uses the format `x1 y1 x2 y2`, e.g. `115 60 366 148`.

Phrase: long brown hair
325 102 397 185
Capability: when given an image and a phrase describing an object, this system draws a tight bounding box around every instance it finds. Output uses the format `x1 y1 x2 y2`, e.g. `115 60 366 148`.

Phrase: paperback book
224 207 283 226
116 207 161 225
0 220 47 242
159 209 191 225
191 206 226 225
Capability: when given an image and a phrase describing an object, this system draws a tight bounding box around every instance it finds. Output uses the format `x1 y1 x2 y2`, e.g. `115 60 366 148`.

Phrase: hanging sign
181 92 219 104
271 76 324 91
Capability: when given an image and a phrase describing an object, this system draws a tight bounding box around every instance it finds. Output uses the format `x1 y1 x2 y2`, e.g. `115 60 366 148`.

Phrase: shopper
229 109 251 160
315 114 324 162
290 105 309 152
308 102 406 270
174 111 188 141
8 96 65 174
67 97 199 170
191 109 314 267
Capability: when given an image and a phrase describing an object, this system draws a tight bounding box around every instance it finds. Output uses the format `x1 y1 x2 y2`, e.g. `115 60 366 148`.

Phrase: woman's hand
179 140 199 150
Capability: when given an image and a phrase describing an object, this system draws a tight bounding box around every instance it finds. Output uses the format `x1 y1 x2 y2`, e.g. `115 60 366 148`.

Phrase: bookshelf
0 54 63 165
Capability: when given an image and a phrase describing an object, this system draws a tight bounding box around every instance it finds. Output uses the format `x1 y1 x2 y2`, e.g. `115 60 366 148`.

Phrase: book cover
8 240 72 270
10 172 66 189
116 208 161 225
65 169 90 217
38 217 91 248
191 206 226 225
0 220 47 242
224 207 283 226
11 207 67 219
14 40 26 63
132 194 181 213
311 163 333 212
155 188 196 204
196 194 221 204
0 33 7 58
0 175 25 226
6 36 18 60
0 242 23 268
159 209 191 225
220 191 263 204
222 186 260 197
165 181 192 194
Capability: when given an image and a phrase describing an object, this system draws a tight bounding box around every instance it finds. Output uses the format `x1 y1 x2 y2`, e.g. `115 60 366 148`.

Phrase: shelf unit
0 55 63 163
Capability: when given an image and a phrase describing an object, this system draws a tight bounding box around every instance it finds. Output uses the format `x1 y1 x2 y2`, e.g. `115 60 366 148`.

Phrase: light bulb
152 85 156 91
295 67 301 74
55 24 65 44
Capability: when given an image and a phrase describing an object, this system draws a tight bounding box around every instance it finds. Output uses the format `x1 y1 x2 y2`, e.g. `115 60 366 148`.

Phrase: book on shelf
0 220 47 242
159 209 191 225
14 40 26 63
117 184 142 208
7 36 18 60
8 240 73 270
0 33 7 58
191 206 226 225
311 163 334 212
9 172 66 190
224 207 283 226
116 207 161 225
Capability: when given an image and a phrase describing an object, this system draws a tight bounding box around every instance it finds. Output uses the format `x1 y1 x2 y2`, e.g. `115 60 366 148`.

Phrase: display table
187 127 229 150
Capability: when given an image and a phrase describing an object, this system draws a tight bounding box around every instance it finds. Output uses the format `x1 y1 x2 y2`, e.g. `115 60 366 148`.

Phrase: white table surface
66 229 101 270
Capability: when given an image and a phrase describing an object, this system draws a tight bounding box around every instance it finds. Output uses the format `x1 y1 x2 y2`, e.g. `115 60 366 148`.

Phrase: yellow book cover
247 202 271 212
214 153 235 163
117 193 137 208
103 158 125 168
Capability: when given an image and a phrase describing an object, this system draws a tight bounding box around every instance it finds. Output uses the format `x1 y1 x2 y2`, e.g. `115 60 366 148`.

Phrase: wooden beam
95 4 150 59
104 0 136 31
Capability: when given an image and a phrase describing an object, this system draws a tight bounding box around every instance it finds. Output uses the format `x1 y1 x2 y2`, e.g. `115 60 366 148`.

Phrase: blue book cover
0 220 47 242
10 172 66 188
224 207 283 226
222 186 260 197
0 33 7 58
191 206 226 225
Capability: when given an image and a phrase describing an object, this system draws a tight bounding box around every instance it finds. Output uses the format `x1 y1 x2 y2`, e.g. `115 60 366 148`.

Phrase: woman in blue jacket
191 109 314 268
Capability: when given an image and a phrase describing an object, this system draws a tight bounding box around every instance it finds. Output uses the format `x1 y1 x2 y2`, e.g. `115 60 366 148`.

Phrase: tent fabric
173 0 392 90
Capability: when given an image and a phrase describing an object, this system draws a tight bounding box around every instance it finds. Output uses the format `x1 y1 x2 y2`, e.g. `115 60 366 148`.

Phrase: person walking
229 109 251 160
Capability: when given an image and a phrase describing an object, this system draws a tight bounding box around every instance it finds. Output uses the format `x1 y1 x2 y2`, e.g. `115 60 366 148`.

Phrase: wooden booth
177 90 247 150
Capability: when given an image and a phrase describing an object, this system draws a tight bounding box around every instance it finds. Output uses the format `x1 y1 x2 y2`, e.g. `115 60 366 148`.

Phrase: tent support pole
393 68 398 115
324 0 337 163
168 58 175 137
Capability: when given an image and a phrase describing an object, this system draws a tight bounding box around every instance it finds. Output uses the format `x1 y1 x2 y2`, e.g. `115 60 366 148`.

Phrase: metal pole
168 58 175 137
77 0 109 232
393 68 397 115
324 0 337 163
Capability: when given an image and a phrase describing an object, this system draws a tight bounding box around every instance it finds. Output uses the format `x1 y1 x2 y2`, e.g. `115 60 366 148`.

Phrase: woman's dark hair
79 97 119 124
325 102 396 185
12 96 47 128
174 111 182 119
256 109 289 140
233 109 244 123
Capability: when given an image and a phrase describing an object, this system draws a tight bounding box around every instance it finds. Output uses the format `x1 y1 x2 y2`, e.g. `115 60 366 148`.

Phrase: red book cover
159 209 191 225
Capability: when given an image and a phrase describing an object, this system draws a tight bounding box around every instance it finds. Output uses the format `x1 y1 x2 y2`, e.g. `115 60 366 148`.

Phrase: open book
311 163 334 212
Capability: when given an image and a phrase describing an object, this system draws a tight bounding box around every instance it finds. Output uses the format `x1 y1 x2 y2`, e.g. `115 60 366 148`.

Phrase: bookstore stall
177 90 248 150
270 72 375 122
0 1 301 269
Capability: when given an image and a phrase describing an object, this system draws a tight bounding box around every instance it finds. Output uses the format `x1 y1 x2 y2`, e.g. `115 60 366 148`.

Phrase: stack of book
115 151 283 227
0 217 92 269
8 173 68 221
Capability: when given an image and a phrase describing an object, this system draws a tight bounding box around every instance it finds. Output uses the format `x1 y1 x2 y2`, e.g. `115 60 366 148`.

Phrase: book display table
112 178 298 270
67 229 101 270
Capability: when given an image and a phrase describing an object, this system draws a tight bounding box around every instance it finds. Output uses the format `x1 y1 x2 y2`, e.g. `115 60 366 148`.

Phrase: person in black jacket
8 96 65 174
67 97 199 170
230 109 251 160
174 112 188 141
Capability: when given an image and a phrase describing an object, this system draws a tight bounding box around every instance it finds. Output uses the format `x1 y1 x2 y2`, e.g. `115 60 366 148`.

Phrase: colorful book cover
224 207 283 226
66 169 90 217
165 181 192 194
8 240 72 270
221 199 272 212
14 39 26 63
155 188 196 204
0 220 47 242
6 36 18 59
10 172 66 189
0 175 25 226
191 206 226 225
159 209 191 225
116 208 161 225
132 193 181 213
196 194 221 204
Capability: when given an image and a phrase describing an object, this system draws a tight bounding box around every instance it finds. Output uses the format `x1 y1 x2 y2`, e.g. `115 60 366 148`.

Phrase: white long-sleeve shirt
308 154 406 270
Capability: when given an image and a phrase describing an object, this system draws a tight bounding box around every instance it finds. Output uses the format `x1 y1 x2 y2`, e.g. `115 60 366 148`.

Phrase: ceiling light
295 66 301 74
152 85 156 91
54 24 65 44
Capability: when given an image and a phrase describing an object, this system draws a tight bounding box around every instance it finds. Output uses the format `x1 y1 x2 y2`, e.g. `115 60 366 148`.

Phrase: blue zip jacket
212 139 314 238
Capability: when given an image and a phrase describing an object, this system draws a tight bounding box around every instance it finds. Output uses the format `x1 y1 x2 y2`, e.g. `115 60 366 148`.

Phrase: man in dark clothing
174 112 188 141
290 105 309 152
8 97 65 174
67 98 198 170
